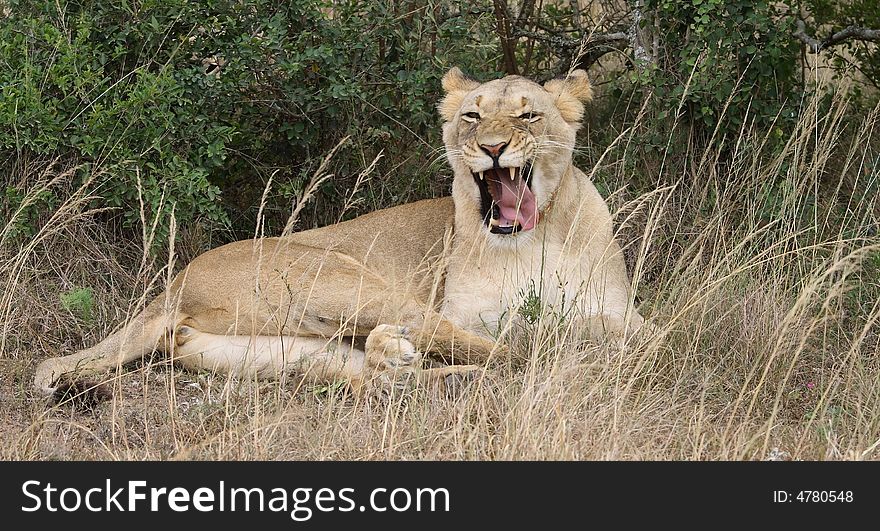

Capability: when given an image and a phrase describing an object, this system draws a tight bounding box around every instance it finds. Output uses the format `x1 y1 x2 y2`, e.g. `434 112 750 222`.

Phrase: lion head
439 67 593 237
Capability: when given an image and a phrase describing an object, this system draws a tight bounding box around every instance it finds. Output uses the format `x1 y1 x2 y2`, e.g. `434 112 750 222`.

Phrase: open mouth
472 163 538 235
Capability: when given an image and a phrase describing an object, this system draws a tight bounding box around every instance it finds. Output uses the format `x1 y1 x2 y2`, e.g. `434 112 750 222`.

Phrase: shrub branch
794 19 880 53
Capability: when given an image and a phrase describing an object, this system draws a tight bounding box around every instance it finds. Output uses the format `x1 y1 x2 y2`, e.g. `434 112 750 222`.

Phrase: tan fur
438 67 481 122
441 69 641 338
543 69 593 124
33 68 643 398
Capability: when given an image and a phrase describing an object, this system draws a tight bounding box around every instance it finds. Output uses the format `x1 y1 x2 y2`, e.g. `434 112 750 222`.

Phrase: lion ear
438 67 480 122
543 69 593 124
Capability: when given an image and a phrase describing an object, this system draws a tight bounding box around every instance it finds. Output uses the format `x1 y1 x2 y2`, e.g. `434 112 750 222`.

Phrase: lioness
34 67 644 398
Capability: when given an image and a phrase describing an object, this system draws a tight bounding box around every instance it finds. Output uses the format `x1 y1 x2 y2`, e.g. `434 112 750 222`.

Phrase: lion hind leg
171 324 423 396
172 325 366 385
33 301 174 397
170 324 420 397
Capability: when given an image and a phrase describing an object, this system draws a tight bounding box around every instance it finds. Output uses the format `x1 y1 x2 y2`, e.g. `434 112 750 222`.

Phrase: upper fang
479 171 484 180
509 167 515 180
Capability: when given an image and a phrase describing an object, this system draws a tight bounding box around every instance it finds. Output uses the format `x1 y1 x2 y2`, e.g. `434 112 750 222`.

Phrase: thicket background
2 0 876 246
2 0 880 460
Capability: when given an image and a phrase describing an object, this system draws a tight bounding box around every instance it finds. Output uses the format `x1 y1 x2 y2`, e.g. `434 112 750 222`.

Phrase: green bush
635 0 802 150
0 0 499 245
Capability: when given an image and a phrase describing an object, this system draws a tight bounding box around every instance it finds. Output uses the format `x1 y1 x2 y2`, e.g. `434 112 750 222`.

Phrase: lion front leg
406 310 503 366
359 324 483 396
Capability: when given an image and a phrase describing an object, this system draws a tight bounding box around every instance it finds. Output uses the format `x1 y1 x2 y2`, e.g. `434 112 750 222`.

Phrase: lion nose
479 141 508 160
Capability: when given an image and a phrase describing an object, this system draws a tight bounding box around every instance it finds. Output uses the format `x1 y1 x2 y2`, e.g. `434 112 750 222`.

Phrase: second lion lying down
34 67 645 397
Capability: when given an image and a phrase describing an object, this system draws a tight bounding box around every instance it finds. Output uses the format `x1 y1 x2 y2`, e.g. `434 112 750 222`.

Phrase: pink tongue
498 176 538 230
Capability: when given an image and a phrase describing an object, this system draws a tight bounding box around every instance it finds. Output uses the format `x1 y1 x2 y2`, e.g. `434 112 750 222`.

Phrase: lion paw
362 324 424 397
365 324 421 370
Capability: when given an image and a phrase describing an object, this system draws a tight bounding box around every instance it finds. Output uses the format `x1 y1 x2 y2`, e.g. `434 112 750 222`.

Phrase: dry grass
2 87 879 461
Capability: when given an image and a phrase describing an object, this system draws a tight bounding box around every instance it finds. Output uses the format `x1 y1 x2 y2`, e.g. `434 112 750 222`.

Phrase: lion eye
518 112 541 122
461 112 481 122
